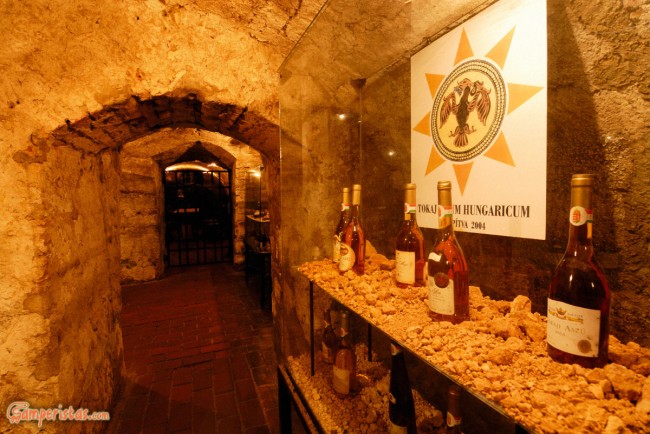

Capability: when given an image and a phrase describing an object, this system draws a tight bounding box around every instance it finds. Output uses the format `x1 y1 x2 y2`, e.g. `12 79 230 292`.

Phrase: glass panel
278 0 496 363
277 1 536 433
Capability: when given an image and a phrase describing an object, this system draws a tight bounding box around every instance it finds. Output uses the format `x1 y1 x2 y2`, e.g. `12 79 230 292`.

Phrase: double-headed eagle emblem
439 78 492 148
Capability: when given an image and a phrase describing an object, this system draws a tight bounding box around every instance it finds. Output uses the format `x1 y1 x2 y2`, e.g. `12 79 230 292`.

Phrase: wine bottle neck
340 208 350 222
446 386 461 428
566 222 594 256
403 203 417 221
340 314 350 338
402 216 417 226
350 204 361 219
565 202 594 257
438 207 455 238
339 329 351 347
323 311 332 327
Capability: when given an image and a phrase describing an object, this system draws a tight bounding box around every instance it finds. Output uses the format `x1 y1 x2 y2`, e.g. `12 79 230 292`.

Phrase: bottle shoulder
396 227 424 247
430 236 467 265
554 254 608 278
550 257 611 304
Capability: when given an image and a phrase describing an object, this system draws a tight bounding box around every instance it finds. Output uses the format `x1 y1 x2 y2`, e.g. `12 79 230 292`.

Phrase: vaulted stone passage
6 93 278 434
120 131 263 282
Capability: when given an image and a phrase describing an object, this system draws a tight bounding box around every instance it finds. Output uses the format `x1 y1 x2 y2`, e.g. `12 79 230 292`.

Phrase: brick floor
106 265 278 434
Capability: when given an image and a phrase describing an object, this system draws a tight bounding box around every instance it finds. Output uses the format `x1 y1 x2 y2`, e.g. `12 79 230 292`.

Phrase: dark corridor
164 168 233 266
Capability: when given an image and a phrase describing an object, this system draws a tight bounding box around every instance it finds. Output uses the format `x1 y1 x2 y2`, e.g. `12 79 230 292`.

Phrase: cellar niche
276 0 650 432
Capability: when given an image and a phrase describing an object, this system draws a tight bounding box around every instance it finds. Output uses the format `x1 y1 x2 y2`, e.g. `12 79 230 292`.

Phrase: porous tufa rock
604 363 645 402
604 415 625 434
510 295 532 317
297 260 650 433
636 377 650 416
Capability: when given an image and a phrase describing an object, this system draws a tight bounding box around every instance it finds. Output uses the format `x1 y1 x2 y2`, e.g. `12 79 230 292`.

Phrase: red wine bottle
446 385 462 434
547 174 611 368
321 308 338 364
427 181 469 324
395 183 425 287
333 311 356 395
388 342 416 433
339 184 365 275
333 188 350 263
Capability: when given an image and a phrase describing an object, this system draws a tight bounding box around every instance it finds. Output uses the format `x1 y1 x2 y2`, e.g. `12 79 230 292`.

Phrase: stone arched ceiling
20 94 278 165
121 127 260 170
164 0 326 49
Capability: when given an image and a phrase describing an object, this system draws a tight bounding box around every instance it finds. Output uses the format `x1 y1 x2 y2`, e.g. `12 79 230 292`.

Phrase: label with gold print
395 250 416 284
547 298 600 357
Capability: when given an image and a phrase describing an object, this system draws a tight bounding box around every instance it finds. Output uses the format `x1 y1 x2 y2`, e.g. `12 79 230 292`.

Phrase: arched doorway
163 161 233 266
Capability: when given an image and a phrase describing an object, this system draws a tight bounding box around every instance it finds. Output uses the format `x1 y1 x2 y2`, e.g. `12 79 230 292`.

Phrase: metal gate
164 169 233 266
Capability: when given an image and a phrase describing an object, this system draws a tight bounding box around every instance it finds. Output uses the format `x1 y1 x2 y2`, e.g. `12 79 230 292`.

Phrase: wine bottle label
403 202 417 214
339 242 355 272
388 421 408 433
569 206 593 226
428 272 455 315
447 412 461 427
333 235 341 263
332 366 351 394
395 250 416 284
547 298 601 357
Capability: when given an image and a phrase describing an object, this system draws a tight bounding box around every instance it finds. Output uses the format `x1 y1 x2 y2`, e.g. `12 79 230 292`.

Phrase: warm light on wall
166 161 225 172
165 162 211 172
248 165 264 178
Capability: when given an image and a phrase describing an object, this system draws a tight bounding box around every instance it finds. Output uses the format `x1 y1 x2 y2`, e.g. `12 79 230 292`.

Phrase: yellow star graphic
414 27 543 195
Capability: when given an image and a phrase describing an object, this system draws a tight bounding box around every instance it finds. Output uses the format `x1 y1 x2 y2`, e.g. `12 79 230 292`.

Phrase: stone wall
0 0 321 430
120 155 165 282
2 133 125 434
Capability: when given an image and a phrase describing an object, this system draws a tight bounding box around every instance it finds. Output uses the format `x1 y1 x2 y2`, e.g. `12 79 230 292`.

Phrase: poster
411 0 547 239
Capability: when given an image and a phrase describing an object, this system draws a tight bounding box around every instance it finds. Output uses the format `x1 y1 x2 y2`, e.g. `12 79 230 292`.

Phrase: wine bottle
333 311 356 395
321 308 338 364
333 187 351 263
547 174 611 368
395 183 425 287
339 184 365 275
446 385 462 434
388 341 417 434
427 181 469 324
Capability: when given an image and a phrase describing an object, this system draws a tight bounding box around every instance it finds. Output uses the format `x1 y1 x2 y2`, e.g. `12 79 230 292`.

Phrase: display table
285 259 649 434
